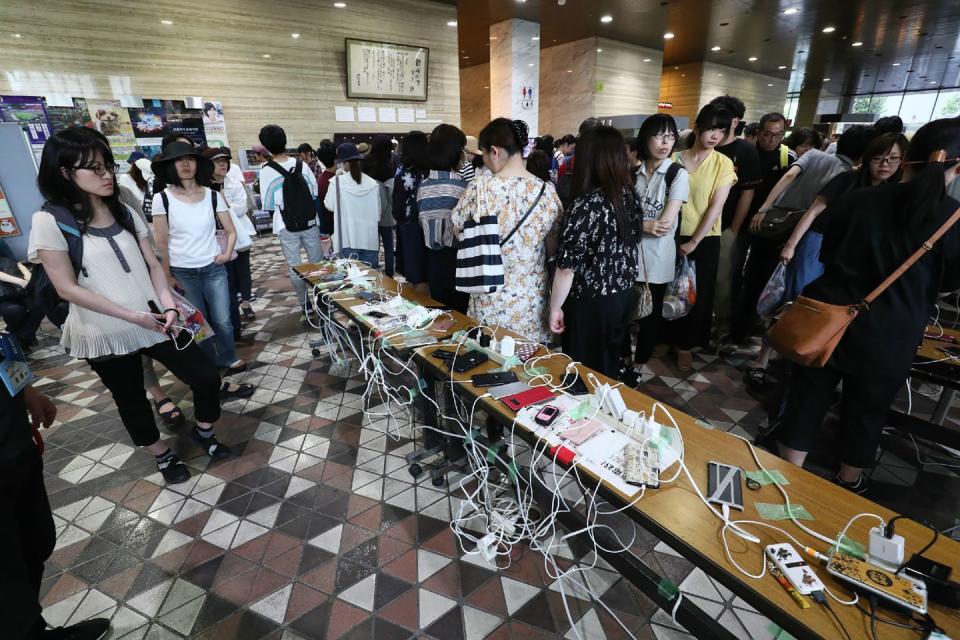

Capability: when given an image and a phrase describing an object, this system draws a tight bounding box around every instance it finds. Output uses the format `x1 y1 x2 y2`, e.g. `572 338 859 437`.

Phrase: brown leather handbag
768 205 960 367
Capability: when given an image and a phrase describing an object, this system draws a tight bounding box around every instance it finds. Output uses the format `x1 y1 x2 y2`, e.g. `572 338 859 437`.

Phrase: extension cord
491 511 517 537
478 533 498 562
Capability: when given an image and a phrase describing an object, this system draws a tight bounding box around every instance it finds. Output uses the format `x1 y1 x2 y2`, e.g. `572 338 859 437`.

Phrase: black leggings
1 446 55 640
88 338 222 447
730 235 780 344
625 283 667 365
562 288 635 378
663 236 720 350
777 364 903 468
232 249 253 301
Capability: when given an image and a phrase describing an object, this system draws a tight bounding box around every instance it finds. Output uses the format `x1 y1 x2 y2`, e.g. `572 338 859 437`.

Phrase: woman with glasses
28 127 230 484
622 115 688 384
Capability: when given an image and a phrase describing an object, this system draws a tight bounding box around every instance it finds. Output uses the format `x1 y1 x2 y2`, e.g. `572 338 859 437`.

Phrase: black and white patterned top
555 189 640 298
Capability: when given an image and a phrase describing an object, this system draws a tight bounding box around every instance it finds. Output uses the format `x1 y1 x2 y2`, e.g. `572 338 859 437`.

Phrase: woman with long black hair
549 125 640 377
774 119 960 493
28 127 230 484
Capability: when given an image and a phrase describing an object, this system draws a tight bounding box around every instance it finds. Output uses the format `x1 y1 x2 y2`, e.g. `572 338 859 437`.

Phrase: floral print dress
452 175 562 344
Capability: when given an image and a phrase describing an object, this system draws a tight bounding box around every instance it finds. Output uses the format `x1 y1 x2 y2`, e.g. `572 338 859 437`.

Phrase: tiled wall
659 62 789 124
0 0 461 151
539 39 597 137
592 38 663 121
459 63 490 138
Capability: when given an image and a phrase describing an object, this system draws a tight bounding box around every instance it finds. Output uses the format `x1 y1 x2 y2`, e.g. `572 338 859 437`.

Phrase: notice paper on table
397 108 415 123
357 107 377 122
378 108 397 123
334 106 355 122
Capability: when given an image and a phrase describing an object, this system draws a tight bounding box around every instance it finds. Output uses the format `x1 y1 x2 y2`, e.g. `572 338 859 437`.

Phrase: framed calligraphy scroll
345 38 429 101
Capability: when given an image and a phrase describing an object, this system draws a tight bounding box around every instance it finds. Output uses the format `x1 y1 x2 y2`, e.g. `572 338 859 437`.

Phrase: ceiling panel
455 0 960 97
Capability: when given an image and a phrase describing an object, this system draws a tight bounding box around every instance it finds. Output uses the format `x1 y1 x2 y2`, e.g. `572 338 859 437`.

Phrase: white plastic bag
756 263 787 319
663 257 696 321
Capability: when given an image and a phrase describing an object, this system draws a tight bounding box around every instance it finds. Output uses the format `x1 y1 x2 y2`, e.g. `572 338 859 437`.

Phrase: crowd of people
4 99 960 639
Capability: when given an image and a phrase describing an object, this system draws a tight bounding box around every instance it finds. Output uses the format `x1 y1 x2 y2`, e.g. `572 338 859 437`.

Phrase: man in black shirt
1 335 110 640
710 95 762 338
729 112 796 347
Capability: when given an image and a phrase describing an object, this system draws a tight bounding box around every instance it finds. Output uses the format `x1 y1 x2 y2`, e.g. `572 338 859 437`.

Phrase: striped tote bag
456 178 546 294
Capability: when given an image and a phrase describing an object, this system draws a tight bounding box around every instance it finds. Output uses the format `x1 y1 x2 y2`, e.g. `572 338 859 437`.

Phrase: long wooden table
296 262 960 640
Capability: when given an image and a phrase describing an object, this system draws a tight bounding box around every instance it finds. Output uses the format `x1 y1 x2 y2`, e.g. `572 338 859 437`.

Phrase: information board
345 38 428 101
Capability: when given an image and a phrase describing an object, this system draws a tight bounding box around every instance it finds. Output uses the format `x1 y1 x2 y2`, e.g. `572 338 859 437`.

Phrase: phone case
472 371 518 387
826 551 928 613
766 544 824 595
452 350 489 374
502 385 555 411
489 381 531 399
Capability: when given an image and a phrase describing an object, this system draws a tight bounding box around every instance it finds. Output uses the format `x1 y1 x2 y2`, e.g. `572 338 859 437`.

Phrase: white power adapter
499 335 516 357
868 525 905 569
477 532 498 563
491 512 517 537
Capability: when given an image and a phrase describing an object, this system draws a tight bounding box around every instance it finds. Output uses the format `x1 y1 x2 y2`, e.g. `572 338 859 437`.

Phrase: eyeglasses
653 133 677 142
75 162 119 177
870 156 901 166
760 130 785 140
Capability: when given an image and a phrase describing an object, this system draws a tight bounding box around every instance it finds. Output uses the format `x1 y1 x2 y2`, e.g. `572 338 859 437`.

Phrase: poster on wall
161 100 206 146
128 103 166 139
45 98 91 133
84 99 136 165
345 38 429 101
0 95 50 145
0 184 21 239
202 99 229 147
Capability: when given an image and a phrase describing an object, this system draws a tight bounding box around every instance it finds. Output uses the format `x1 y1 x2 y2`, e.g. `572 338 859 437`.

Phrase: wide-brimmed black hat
151 141 212 176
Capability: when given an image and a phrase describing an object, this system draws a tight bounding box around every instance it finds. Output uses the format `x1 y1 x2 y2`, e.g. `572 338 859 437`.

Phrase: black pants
0 299 45 345
562 288 636 379
426 247 469 314
663 235 720 350
232 249 253 301
778 364 903 468
626 283 667 365
1 446 56 640
225 258 242 339
379 226 395 278
730 235 780 344
88 338 222 447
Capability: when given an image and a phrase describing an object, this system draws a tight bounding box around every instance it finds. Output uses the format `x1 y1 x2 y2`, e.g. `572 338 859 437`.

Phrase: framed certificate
345 38 429 101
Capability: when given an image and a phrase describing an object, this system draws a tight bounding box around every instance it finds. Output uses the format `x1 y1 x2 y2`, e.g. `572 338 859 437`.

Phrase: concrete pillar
794 87 821 128
489 19 540 137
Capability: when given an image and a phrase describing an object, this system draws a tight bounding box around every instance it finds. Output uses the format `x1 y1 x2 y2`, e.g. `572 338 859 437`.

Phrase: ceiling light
711 46 721 51
930 80 938 84
262 54 271 58
601 15 613 23
851 41 862 46
823 77 830 81
718 73 724 76
528 62 534 66
892 62 901 66
566 69 573 73
597 48 602 52
778 65 787 69
643 58 651 62
822 26 836 33
291 33 300 38
333 1 346 7
784 7 799 15
531 36 539 40
663 32 675 39
447 21 457 27
160 19 173 25
483 86 489 89
12 32 22 38
489 36 497 40
769 83 775 86
748 56 758 61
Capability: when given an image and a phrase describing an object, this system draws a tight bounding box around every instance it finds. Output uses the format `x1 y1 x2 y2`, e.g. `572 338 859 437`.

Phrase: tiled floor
15 237 960 639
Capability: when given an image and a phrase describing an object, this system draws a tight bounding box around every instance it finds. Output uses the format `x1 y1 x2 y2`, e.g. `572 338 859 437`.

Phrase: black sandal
746 367 767 389
242 306 256 321
220 381 255 399
226 360 248 374
154 397 185 427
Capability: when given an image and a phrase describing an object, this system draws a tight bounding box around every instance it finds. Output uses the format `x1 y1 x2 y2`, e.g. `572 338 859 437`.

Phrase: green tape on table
407 387 418 402
485 441 503 464
519 366 549 381
829 536 866 559
767 623 798 640
567 401 594 421
745 469 790 486
755 502 814 521
505 461 519 483
657 578 679 600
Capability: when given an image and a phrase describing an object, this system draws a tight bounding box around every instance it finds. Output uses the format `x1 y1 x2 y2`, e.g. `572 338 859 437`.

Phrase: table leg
931 388 956 425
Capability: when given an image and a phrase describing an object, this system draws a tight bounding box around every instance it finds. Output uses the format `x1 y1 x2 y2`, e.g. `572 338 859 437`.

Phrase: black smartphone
147 300 174 340
472 371 518 387
452 350 489 374
357 291 381 302
367 311 388 319
567 374 590 396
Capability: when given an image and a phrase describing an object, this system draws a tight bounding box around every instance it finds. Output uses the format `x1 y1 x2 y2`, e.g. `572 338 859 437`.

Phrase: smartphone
827 551 928 614
939 346 960 358
534 405 560 426
502 385 555 411
706 461 744 511
472 371 519 387
367 311 388 319
452 350 489 374
146 300 173 339
357 291 382 302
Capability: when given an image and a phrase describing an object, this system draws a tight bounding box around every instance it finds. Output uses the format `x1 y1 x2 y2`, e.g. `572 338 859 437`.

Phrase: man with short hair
709 95 761 339
258 125 322 316
298 143 322 183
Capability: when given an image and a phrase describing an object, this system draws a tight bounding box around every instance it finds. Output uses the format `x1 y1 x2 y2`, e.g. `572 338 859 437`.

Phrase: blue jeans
171 262 238 367
340 248 379 269
783 231 824 301
278 225 324 309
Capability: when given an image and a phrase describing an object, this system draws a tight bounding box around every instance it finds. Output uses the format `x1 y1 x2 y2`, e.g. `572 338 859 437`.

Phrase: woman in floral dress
452 118 562 344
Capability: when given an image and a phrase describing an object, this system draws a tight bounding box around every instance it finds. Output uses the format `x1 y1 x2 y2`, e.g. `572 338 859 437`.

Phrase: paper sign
415 109 427 119
378 107 397 123
397 108 415 123
357 107 377 122
335 106 355 122
0 184 20 238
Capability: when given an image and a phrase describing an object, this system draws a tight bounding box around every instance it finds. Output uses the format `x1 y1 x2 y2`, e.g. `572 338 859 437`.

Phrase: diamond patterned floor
13 237 957 640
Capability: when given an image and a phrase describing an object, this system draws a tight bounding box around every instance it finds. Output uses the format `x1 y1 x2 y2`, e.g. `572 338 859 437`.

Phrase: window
899 91 938 134
934 89 960 119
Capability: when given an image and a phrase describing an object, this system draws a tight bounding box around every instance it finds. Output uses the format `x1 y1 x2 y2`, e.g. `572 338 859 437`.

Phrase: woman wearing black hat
323 143 383 266
28 127 230 484
151 141 245 374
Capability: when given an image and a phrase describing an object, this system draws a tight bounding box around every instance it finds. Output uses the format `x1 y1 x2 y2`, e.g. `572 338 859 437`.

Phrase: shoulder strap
779 145 789 169
294 159 303 176
211 188 218 211
864 206 960 305
500 180 547 247
266 160 291 176
664 162 681 194
160 189 169 213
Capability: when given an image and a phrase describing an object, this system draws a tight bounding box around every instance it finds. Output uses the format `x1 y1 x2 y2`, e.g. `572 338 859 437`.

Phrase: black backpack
29 203 86 327
266 159 316 232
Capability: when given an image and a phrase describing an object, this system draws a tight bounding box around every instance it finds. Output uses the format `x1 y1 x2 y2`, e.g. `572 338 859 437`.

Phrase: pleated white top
28 209 167 359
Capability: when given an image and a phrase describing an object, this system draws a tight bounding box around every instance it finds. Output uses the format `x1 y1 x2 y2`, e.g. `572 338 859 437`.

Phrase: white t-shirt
258 157 319 234
152 187 227 268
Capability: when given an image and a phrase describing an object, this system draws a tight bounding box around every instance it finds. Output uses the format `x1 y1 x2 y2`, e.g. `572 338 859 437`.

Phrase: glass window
899 91 938 134
784 94 798 123
849 94 901 117
934 89 960 119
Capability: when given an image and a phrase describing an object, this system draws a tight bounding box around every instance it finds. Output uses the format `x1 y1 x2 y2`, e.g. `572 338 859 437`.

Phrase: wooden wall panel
459 63 490 138
658 63 706 124
593 38 662 120
699 62 789 124
0 0 460 151
539 39 596 137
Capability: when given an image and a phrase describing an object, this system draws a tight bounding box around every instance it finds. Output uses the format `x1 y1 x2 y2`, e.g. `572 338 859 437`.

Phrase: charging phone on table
451 350 489 374
472 371 518 387
827 551 928 614
534 405 560 426
502 385 555 411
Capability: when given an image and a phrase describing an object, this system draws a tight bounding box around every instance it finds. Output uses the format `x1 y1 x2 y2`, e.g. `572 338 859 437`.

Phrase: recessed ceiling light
748 56 758 61
851 41 862 46
262 54 271 58
930 80 937 84
822 26 836 33
489 36 497 40
778 65 787 69
596 48 603 52
718 73 724 76
160 19 173 25
291 33 300 38
531 36 539 40
12 32 22 38
663 32 675 39
333 1 346 7
483 86 489 89
643 58 651 62
892 62 901 66
566 69 573 73
784 7 799 15
823 77 830 81
447 21 457 27
711 46 721 51
600 15 613 23
528 62 534 66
